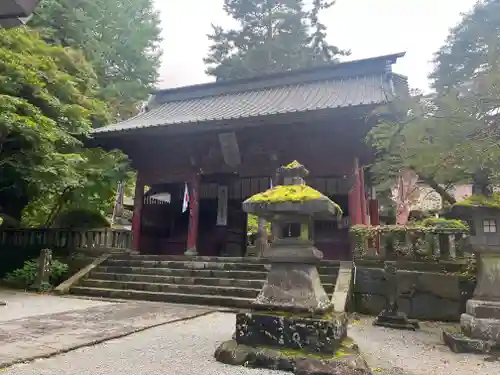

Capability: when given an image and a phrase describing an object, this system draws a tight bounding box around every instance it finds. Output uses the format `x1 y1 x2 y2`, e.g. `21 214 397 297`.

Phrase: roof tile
94 74 390 134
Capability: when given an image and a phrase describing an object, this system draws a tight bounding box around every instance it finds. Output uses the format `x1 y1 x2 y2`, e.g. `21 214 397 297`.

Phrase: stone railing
0 228 132 251
350 225 470 260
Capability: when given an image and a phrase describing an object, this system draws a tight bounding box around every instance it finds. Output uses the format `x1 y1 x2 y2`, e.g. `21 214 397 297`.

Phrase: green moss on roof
245 185 343 215
246 185 323 203
283 160 303 169
455 193 500 208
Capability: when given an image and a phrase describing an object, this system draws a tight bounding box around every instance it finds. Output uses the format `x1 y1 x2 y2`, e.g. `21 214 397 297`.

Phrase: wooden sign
217 185 229 226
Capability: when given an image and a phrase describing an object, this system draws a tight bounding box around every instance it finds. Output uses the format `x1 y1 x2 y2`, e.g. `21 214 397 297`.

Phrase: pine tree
204 0 348 81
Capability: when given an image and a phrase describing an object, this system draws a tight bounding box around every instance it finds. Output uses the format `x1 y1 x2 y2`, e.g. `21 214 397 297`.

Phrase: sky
154 0 478 91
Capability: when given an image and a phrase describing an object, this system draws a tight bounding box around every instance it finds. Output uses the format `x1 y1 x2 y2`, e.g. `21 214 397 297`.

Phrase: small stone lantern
444 194 500 353
214 161 370 374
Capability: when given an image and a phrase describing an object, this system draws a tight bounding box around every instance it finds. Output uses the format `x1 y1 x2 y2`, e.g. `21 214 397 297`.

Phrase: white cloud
154 0 476 91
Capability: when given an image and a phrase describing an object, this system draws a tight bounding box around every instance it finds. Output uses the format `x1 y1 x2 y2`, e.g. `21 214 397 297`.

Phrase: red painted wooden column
185 173 200 256
131 173 144 251
348 159 363 225
359 166 368 225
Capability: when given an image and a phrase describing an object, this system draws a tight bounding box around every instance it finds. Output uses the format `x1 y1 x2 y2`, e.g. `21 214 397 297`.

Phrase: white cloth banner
182 182 189 213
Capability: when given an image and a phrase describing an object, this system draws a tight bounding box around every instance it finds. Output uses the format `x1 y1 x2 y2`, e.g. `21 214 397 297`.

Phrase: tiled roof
93 53 405 135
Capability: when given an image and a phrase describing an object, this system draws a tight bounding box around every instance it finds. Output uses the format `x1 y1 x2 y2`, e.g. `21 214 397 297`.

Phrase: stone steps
70 255 340 308
70 287 255 309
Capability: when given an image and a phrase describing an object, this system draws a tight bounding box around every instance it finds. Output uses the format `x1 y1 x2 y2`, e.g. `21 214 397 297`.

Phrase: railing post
438 231 452 260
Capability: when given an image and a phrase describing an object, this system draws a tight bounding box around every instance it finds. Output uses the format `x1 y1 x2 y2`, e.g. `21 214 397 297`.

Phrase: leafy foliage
350 224 469 259
430 0 500 94
2 258 69 290
247 214 271 235
0 28 130 226
30 0 162 119
418 217 469 230
367 0 500 204
205 0 348 80
455 192 500 208
52 208 110 229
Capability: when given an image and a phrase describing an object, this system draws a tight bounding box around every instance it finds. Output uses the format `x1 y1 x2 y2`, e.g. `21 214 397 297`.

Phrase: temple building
0 0 39 27
91 53 408 260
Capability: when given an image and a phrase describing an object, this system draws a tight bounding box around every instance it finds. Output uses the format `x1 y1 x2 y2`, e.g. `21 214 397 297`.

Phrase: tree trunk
418 175 456 205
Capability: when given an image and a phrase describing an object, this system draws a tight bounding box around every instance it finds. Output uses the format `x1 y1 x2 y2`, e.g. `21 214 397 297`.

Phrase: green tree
0 28 129 226
367 0 500 205
430 0 500 94
205 0 348 81
30 0 162 119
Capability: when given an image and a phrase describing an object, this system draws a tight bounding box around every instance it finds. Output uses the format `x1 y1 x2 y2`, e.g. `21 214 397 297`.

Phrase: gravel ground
0 290 111 322
349 316 500 375
2 312 287 375
3 312 500 375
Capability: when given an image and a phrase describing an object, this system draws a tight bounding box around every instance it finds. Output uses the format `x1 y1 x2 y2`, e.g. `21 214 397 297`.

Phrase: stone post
30 248 53 291
373 261 419 330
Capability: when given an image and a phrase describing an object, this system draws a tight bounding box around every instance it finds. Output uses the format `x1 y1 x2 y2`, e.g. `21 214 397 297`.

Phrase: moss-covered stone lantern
444 189 500 353
214 161 370 375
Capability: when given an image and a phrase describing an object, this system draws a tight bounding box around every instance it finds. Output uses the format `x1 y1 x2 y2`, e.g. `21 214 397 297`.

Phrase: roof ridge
153 52 406 98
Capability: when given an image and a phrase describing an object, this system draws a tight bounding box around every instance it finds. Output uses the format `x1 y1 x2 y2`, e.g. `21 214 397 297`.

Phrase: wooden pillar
359 166 368 225
131 173 144 251
185 173 200 256
256 176 273 256
369 199 380 226
348 159 363 225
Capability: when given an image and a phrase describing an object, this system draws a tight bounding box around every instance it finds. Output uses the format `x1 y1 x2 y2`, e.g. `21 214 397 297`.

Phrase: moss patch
455 193 500 208
246 185 323 203
258 338 357 359
283 160 303 169
418 217 469 231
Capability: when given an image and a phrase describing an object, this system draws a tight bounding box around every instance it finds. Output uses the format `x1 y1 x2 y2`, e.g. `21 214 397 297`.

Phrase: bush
53 208 110 229
2 259 69 290
418 217 469 230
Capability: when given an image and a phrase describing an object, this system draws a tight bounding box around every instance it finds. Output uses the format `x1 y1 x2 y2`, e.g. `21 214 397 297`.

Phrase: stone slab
461 312 500 343
214 338 370 375
235 312 348 354
0 300 212 367
373 311 420 331
442 329 496 354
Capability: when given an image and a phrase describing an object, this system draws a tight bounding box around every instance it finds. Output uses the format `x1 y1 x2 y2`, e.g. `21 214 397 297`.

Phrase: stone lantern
443 193 500 353
214 161 370 374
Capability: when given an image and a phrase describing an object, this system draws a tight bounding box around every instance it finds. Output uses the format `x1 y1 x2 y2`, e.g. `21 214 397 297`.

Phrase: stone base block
235 312 348 354
373 310 419 331
442 329 496 354
461 312 500 343
214 339 371 375
466 299 500 320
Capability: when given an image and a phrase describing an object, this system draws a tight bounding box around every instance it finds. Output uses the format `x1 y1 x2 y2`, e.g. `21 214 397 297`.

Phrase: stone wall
352 260 476 321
